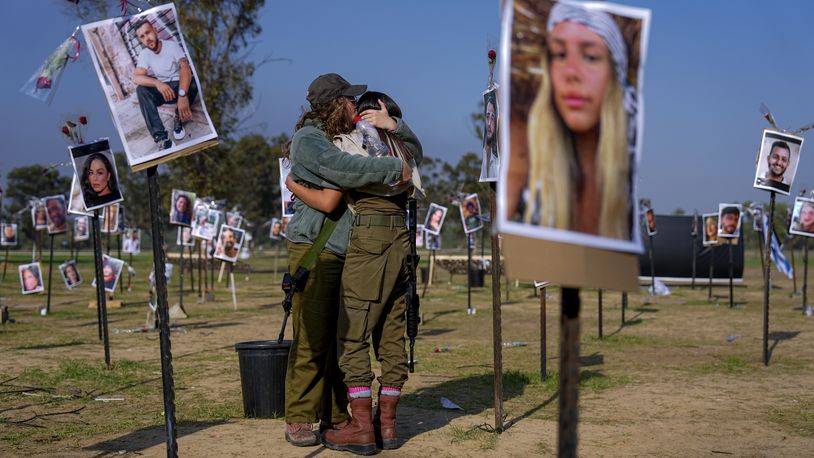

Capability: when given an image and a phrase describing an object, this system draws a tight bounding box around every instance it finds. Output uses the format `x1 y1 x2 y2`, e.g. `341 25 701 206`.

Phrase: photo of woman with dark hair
19 263 44 294
70 139 124 211
170 189 195 226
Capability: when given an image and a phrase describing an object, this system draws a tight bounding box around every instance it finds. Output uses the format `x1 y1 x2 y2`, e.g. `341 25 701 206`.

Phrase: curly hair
295 97 355 139
81 153 119 200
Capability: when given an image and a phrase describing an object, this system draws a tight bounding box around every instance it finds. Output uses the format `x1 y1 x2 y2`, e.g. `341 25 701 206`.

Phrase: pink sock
348 386 371 399
381 386 401 397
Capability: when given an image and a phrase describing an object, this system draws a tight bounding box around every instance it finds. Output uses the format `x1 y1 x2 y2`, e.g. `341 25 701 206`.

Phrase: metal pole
489 184 503 432
804 238 809 314
118 233 123 294
790 239 797 295
728 241 734 308
91 210 110 368
559 287 581 457
763 193 776 366
597 289 603 339
648 233 656 294
146 166 179 457
197 241 203 300
691 232 697 289
467 234 472 314
621 292 626 325
188 245 195 293
179 244 185 313
2 248 8 283
46 235 55 314
540 287 546 380
757 227 766 278
708 245 715 301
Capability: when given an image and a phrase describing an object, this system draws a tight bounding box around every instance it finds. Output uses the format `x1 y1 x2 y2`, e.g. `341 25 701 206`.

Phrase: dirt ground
1 248 813 457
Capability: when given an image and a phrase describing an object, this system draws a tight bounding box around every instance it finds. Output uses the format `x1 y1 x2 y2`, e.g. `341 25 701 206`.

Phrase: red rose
36 76 52 89
79 116 87 125
61 126 70 136
488 49 496 61
66 121 76 128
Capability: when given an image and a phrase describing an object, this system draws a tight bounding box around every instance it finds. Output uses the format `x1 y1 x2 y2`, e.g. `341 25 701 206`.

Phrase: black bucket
468 268 485 288
420 267 429 284
234 340 291 418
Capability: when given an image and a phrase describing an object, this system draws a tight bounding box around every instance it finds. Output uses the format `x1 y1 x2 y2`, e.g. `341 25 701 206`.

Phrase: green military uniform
338 193 412 389
284 118 419 424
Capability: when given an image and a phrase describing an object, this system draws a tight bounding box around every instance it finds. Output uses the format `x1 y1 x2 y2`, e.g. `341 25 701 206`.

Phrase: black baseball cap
306 73 366 107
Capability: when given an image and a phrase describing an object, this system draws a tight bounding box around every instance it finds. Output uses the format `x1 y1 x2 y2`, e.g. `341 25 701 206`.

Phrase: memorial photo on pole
191 200 210 240
81 3 218 171
643 206 656 236
59 260 83 289
19 262 44 294
789 196 814 237
177 226 195 247
92 255 125 293
424 203 448 236
74 216 90 241
122 228 141 254
416 223 425 248
717 204 742 239
1 223 18 246
68 175 92 216
425 232 441 251
703 212 719 246
753 129 803 196
44 195 68 235
169 189 195 226
31 200 47 230
460 193 484 234
101 204 120 234
213 225 244 263
226 211 243 229
279 157 295 217
499 0 650 254
752 207 765 231
269 217 283 241
69 139 124 211
480 86 500 182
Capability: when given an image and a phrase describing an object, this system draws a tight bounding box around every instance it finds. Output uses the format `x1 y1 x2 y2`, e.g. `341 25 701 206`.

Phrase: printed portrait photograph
281 216 290 237
499 0 650 253
122 228 141 254
69 139 124 211
68 175 92 216
269 217 283 241
19 262 44 294
789 197 814 237
92 255 125 293
31 200 48 230
81 3 218 171
101 203 120 234
214 225 245 263
753 129 803 196
74 216 90 241
702 212 719 246
205 208 221 240
177 226 195 247
643 207 656 236
717 204 742 239
460 193 484 234
751 207 765 232
480 86 500 182
169 189 196 226
423 203 448 236
416 224 425 248
425 232 441 251
279 158 296 217
59 260 83 289
1 223 18 246
44 195 68 235
191 200 210 240
226 211 243 229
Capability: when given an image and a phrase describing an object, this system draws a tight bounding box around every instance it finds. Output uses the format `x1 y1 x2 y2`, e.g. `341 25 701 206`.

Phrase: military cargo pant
338 216 410 389
284 241 349 424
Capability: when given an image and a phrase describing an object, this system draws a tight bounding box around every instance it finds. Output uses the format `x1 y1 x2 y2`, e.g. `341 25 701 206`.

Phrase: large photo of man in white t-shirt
82 4 217 171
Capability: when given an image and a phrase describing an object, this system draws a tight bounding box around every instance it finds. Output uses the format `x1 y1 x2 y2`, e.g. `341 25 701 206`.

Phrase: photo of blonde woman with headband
503 0 649 253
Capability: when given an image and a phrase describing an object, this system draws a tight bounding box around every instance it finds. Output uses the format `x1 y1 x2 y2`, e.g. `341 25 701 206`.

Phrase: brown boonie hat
306 73 366 107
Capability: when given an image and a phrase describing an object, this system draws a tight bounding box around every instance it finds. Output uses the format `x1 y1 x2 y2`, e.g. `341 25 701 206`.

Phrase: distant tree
5 165 71 241
672 208 686 215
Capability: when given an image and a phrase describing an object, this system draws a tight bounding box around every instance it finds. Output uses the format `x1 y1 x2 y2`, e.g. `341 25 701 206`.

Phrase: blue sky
2 1 814 214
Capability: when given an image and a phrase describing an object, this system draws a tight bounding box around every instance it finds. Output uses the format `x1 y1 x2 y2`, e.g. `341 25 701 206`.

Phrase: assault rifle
406 198 421 372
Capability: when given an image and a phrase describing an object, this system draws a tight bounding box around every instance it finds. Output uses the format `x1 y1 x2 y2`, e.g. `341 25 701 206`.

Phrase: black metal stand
179 244 185 313
790 239 798 295
2 247 8 282
198 241 203 301
118 233 123 294
91 210 110 368
46 235 55 314
728 241 734 308
708 245 715 301
648 233 656 294
804 238 809 314
489 184 503 432
466 234 473 314
188 246 195 293
621 292 626 325
559 287 580 457
757 228 766 281
597 289 603 339
146 166 178 457
763 193 776 366
540 288 546 380
691 232 697 289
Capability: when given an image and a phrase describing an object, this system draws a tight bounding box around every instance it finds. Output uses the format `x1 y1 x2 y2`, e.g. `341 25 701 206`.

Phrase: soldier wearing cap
282 73 417 447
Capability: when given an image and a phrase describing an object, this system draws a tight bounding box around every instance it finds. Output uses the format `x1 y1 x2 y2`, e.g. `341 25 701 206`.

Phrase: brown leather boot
322 397 377 455
374 394 399 449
